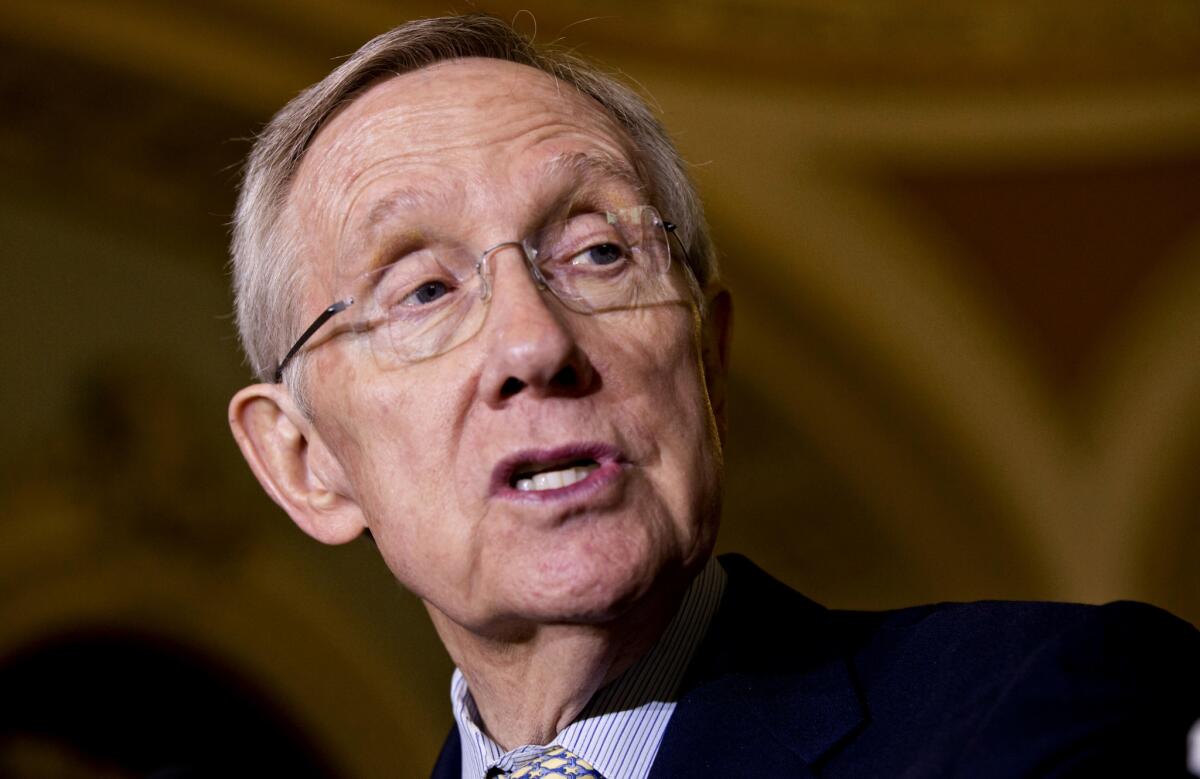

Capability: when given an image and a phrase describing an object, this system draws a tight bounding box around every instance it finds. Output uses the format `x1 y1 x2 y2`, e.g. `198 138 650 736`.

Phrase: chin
510 543 687 626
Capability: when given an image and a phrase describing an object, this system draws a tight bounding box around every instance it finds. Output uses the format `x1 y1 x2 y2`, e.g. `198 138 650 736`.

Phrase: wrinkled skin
231 58 729 649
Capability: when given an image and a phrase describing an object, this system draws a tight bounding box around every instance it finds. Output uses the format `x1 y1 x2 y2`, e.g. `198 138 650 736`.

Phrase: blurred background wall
1 1 1198 776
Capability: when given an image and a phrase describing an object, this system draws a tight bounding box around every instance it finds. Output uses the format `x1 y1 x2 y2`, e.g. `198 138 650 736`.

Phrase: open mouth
493 443 622 497
510 458 601 492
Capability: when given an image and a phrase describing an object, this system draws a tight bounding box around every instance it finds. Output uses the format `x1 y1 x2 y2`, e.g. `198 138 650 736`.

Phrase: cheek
319 373 477 579
606 307 713 429
602 308 721 494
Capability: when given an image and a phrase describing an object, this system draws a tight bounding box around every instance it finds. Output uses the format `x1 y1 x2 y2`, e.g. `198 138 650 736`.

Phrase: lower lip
496 460 625 502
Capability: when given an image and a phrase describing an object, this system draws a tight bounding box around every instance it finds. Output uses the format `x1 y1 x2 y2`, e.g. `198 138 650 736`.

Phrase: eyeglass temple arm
662 221 694 271
273 299 352 383
271 218 688 383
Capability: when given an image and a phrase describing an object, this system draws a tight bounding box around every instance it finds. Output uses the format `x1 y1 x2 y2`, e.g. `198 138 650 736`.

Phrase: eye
376 272 459 315
370 249 463 311
569 242 626 267
407 280 450 305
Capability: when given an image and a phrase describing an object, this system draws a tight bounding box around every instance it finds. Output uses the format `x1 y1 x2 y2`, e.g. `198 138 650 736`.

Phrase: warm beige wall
1 2 1198 776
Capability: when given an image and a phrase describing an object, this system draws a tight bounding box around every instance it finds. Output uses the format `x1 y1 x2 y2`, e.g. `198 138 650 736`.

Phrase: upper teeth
515 464 599 492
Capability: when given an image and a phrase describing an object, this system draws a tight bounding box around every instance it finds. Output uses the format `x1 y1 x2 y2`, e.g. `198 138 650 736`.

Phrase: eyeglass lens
347 205 680 368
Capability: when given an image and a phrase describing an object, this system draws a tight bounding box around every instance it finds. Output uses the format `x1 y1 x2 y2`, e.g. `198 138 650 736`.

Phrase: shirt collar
451 557 727 779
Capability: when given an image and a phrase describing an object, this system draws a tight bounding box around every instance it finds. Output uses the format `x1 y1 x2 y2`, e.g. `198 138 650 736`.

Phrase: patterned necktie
501 745 605 778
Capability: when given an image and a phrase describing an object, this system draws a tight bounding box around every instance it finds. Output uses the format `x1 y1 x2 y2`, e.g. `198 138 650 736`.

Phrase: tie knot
504 745 604 778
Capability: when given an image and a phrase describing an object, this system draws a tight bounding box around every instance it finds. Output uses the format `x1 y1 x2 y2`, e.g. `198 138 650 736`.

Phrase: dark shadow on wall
0 627 339 779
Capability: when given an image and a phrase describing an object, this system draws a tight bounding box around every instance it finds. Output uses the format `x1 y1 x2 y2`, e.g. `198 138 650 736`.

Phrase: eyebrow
349 150 646 264
344 184 458 272
537 150 646 197
360 183 458 235
363 150 643 222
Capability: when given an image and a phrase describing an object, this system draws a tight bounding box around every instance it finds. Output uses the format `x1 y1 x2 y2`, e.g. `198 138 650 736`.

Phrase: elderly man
227 14 1199 779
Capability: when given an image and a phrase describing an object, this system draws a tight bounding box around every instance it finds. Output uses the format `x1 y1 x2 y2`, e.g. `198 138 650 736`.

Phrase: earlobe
228 383 366 545
701 285 733 440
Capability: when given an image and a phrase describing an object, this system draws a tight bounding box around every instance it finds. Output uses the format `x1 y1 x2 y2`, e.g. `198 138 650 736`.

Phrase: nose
478 246 596 406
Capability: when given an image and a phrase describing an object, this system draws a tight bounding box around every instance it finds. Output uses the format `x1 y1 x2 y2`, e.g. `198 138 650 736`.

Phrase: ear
228 382 366 545
700 283 733 441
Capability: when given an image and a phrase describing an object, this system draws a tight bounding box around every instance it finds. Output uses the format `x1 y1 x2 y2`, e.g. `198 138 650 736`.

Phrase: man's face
286 58 725 638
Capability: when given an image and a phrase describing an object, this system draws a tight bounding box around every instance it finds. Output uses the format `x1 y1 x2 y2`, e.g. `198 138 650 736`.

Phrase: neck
428 582 686 751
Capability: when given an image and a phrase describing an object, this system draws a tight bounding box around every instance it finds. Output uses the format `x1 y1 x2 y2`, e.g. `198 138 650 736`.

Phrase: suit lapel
429 726 461 779
648 555 865 777
432 556 865 779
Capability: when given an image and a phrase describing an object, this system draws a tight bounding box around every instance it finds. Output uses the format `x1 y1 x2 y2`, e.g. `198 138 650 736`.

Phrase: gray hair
231 13 717 390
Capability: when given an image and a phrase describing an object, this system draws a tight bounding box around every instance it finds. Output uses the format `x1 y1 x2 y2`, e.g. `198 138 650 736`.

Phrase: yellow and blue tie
502 745 604 778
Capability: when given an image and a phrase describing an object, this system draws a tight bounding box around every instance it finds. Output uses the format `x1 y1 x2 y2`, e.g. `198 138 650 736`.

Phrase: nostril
500 376 525 398
552 364 578 388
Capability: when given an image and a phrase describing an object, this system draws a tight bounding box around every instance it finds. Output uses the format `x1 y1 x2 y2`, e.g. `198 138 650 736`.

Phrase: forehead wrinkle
339 161 470 240
538 150 646 200
339 183 469 278
358 151 643 250
360 182 462 233
300 70 648 280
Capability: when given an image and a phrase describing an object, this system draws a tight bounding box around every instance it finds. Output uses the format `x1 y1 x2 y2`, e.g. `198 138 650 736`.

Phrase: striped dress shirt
450 557 727 779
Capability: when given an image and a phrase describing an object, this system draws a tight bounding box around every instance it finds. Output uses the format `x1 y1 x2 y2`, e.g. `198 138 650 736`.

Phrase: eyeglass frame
271 213 692 383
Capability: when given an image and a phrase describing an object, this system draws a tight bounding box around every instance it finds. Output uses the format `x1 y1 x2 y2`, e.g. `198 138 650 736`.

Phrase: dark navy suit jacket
431 555 1200 778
